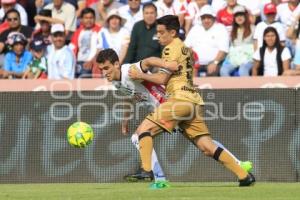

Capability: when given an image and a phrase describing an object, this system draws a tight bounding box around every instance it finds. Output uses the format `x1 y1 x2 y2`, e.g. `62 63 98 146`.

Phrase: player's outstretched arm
141 57 178 72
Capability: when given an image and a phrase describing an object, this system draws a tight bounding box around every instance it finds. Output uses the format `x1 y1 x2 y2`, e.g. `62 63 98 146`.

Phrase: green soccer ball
67 122 94 148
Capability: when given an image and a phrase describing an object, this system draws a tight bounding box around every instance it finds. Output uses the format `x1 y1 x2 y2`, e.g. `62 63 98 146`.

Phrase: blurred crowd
0 0 299 80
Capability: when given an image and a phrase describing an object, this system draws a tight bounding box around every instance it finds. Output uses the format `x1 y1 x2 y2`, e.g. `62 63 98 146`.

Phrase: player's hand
121 120 129 135
128 67 142 80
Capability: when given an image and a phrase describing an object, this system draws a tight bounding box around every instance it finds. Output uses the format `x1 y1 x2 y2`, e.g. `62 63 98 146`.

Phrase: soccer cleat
239 173 256 187
240 161 253 173
149 180 170 189
124 168 154 182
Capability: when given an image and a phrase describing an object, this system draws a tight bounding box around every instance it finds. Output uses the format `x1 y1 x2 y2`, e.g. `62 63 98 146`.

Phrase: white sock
213 140 241 165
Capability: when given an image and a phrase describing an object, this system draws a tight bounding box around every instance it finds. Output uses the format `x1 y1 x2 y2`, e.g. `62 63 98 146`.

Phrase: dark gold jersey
162 38 204 105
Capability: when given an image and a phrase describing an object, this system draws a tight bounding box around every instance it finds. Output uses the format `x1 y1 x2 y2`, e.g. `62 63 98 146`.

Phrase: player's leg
182 105 255 186
130 133 166 181
127 101 179 180
213 140 253 172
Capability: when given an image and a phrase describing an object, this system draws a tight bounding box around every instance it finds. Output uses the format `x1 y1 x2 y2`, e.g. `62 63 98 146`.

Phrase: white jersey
113 62 165 107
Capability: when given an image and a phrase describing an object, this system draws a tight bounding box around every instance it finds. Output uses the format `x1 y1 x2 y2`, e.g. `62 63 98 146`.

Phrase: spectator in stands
69 8 101 78
47 24 75 80
277 0 298 31
118 0 143 32
253 3 285 50
0 0 28 26
124 2 162 64
32 9 53 45
211 0 226 13
184 5 229 76
44 0 77 36
220 5 255 76
0 9 33 66
88 0 123 26
155 0 188 27
23 38 48 79
216 0 237 33
0 32 32 79
287 6 300 70
185 0 208 33
97 9 130 64
252 27 291 76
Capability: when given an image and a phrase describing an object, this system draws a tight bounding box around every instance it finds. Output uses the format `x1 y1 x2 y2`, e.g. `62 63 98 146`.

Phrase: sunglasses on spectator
7 17 18 22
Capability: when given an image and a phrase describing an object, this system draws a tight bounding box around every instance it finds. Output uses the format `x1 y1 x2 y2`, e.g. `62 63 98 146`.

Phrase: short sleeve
253 49 261 61
281 47 291 61
162 45 180 62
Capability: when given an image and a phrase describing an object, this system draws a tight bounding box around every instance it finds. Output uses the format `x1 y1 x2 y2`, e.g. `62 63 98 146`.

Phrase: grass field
0 182 299 200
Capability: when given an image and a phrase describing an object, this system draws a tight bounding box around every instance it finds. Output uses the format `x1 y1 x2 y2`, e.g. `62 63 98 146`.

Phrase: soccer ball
67 122 94 148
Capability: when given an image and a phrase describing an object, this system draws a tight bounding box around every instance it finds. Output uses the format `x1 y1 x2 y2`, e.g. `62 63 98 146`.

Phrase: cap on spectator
30 38 46 52
7 32 27 46
264 3 277 15
1 0 16 4
199 5 216 17
39 9 52 18
106 9 126 26
233 5 246 15
51 24 65 34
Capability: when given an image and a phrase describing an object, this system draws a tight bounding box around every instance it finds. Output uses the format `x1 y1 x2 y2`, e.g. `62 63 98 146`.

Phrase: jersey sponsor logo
181 86 197 93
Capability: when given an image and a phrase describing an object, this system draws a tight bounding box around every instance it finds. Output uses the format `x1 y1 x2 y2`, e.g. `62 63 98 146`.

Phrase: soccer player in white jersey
96 48 253 186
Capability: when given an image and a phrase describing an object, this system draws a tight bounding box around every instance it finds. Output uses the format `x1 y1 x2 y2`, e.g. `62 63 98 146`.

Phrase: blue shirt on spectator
4 50 32 74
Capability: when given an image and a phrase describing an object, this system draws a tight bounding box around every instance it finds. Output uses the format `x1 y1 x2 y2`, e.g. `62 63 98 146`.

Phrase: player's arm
129 69 171 85
121 98 134 135
140 57 179 72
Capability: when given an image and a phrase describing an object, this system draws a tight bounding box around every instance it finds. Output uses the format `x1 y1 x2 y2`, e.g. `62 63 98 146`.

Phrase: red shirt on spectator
216 7 233 27
86 0 98 7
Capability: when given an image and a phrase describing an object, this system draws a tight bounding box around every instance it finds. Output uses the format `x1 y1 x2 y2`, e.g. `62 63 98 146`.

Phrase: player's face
98 60 119 82
156 24 176 46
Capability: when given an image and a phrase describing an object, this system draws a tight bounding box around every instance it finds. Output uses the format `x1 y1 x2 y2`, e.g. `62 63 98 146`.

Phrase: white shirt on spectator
69 30 98 62
211 0 226 13
45 2 77 32
276 2 295 31
237 0 271 16
97 27 130 56
155 0 188 18
184 23 229 65
0 3 28 25
118 5 143 33
47 45 75 80
254 21 286 48
185 1 203 26
253 47 291 76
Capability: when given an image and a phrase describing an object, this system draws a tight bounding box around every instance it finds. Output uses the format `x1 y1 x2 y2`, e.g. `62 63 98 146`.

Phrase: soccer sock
138 132 153 172
213 147 248 180
213 140 241 165
151 149 166 181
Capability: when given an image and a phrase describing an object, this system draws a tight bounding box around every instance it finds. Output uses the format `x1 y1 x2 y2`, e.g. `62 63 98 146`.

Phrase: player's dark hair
156 15 180 35
143 2 157 13
80 7 96 18
97 48 119 64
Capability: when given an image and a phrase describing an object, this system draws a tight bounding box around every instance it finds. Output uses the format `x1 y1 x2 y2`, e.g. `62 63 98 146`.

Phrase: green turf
0 182 299 200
